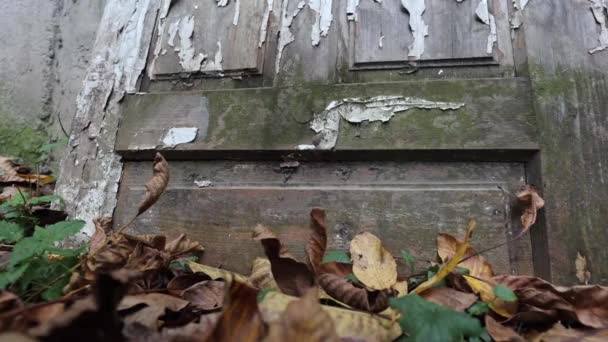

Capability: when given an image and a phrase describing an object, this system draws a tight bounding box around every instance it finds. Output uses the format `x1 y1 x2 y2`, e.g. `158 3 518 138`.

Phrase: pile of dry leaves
1 153 608 341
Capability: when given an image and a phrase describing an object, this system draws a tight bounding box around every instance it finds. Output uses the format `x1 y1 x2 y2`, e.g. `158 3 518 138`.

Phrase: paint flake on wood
150 0 267 77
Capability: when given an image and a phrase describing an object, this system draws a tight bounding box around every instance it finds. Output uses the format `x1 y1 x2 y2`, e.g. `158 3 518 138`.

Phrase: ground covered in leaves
1 153 608 341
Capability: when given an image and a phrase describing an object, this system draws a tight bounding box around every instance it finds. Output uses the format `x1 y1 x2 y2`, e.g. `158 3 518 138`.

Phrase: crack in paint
590 0 608 54
401 0 428 59
511 0 531 30
276 0 306 73
309 96 466 150
309 0 334 46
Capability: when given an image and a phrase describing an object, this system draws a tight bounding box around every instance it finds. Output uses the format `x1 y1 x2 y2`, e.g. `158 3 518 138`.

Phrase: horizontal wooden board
116 78 538 156
115 161 534 275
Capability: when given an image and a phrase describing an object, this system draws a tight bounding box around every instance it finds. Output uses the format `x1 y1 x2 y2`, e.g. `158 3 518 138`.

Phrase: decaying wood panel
115 161 533 276
150 0 267 77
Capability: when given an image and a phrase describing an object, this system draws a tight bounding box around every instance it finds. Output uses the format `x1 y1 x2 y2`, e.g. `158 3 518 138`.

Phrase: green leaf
0 263 29 289
28 195 64 207
455 266 470 275
169 256 198 272
33 220 84 243
493 285 517 302
0 221 25 243
9 238 43 268
467 301 490 316
257 288 274 303
322 250 351 264
42 281 67 301
345 273 360 283
401 249 416 273
390 294 486 342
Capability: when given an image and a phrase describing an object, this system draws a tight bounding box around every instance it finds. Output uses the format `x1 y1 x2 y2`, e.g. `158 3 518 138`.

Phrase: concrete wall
0 0 105 165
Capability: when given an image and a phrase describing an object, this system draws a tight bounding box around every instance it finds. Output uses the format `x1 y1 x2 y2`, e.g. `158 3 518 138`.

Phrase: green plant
0 220 86 301
0 191 64 234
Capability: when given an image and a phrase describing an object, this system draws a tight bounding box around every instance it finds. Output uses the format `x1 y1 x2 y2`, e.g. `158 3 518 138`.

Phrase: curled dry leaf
249 258 280 291
181 280 225 311
463 275 517 318
207 281 266 342
420 287 478 312
485 315 524 342
159 312 221 341
528 322 608 342
167 273 213 295
259 291 401 342
187 261 250 284
118 293 189 329
516 184 545 236
414 219 476 294
350 232 397 291
266 289 340 342
575 252 591 285
165 233 204 257
256 235 314 297
137 152 170 217
90 217 113 255
252 224 294 259
306 208 328 275
318 273 391 313
437 232 494 280
494 275 608 329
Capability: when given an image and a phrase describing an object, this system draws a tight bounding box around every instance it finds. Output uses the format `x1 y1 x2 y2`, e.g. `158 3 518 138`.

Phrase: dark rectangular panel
115 161 534 276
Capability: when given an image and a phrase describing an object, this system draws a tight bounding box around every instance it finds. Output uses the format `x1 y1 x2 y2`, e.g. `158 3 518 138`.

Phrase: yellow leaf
437 233 494 280
187 261 250 284
414 219 476 294
393 281 408 297
350 232 397 290
260 291 401 342
249 258 280 291
463 275 517 318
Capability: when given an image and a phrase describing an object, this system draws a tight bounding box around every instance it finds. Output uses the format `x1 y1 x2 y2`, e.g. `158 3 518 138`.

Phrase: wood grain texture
116 78 538 155
520 0 608 285
115 161 533 276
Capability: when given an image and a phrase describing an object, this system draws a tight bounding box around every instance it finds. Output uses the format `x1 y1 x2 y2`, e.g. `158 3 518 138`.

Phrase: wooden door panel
115 161 533 275
150 0 267 78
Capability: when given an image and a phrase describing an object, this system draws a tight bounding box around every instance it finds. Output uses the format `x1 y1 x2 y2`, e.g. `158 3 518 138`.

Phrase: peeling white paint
150 0 174 79
195 180 212 188
589 0 608 54
379 35 384 48
162 127 198 148
276 0 306 73
259 0 274 47
347 0 360 21
511 0 531 30
167 20 179 47
233 0 241 26
310 0 334 46
475 0 496 54
296 144 316 150
401 0 428 59
310 96 465 149
202 41 224 71
176 15 207 72
216 0 229 6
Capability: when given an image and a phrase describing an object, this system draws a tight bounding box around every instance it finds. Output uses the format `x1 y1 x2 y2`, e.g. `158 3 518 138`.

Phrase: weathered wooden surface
116 78 538 155
519 0 608 285
115 161 533 276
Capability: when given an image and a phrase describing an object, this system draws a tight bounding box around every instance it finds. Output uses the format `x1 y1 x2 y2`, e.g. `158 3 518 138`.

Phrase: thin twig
57 110 69 138
115 215 137 235
460 233 525 264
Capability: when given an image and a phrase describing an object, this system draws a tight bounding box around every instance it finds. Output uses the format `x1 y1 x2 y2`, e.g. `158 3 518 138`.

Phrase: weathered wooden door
57 0 605 283
111 0 537 275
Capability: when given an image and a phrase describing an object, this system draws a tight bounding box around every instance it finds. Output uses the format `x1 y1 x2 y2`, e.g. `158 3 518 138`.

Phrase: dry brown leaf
0 157 26 183
266 289 339 342
165 233 204 257
181 280 225 311
249 258 280 291
437 233 494 280
167 273 213 295
516 184 545 236
137 152 169 217
318 273 391 313
90 217 113 255
464 275 517 318
528 322 608 342
414 219 476 294
257 235 315 297
306 208 328 275
252 224 294 259
187 261 250 284
159 312 221 341
118 293 189 329
494 275 608 329
259 291 401 341
207 281 266 342
485 315 524 342
576 252 591 285
350 232 397 291
420 287 478 312
0 186 19 203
